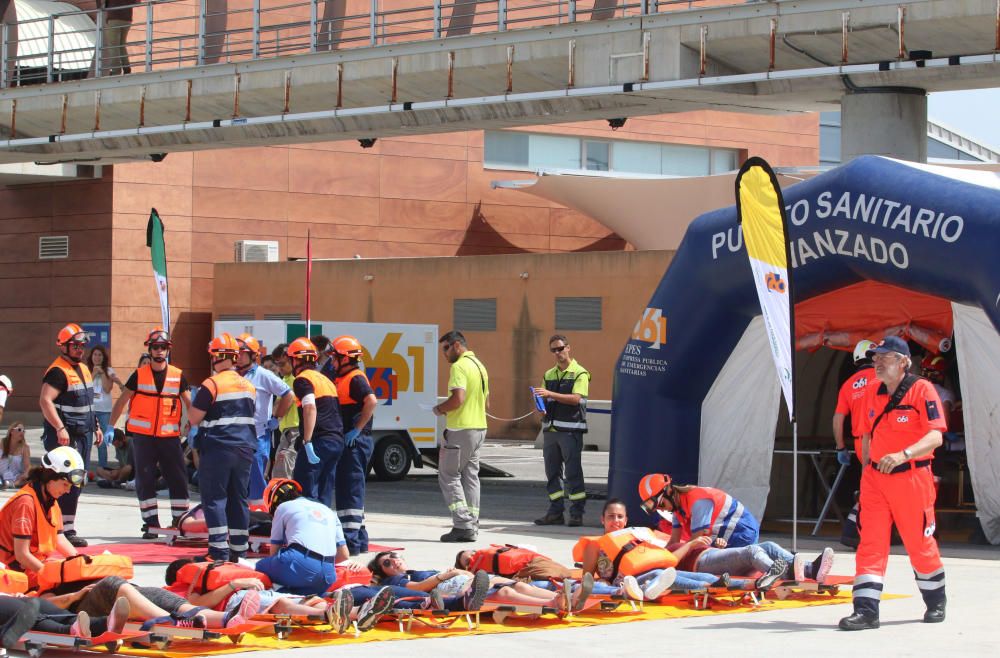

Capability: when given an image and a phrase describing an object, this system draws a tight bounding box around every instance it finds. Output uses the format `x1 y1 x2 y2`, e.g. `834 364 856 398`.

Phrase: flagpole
305 229 312 337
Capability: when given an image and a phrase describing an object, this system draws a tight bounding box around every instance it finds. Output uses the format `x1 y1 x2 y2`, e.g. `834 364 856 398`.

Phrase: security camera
607 118 627 130
358 138 377 149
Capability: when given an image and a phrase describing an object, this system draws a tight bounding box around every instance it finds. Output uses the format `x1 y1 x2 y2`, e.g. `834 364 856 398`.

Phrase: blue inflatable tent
609 156 1000 544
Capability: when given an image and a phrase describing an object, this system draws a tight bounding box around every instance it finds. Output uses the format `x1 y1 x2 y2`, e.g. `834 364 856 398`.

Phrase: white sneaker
124 480 136 491
621 575 644 601
814 547 835 585
641 567 677 600
793 553 807 582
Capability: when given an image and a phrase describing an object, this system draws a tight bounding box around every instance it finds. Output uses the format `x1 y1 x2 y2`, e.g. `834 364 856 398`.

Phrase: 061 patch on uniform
926 400 940 421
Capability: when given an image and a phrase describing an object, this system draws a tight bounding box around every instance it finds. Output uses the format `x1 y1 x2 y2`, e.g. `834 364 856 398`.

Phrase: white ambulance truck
214 319 438 480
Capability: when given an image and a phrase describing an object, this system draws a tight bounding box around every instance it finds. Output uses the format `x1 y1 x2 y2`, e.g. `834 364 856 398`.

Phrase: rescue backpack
37 554 134 593
0 568 29 594
175 560 272 595
468 545 541 578
326 565 373 591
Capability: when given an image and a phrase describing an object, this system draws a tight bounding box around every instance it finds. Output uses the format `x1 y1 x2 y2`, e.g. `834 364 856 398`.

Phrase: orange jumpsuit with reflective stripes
852 377 946 616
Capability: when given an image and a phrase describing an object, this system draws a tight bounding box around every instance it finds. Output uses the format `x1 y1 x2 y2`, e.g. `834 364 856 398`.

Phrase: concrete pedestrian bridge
0 0 998 164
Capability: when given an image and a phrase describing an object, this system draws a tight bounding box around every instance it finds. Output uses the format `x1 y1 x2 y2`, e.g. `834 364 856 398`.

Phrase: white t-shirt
0 389 7 409
91 367 116 412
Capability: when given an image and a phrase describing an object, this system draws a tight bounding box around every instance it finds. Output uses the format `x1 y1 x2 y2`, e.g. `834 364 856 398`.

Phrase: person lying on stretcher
369 551 594 612
668 535 835 591
576 499 753 601
0 592 130 646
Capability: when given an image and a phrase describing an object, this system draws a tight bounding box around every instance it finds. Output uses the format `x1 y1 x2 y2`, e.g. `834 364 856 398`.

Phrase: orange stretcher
121 619 272 649
656 573 852 610
252 611 331 640
12 629 151 658
490 596 605 625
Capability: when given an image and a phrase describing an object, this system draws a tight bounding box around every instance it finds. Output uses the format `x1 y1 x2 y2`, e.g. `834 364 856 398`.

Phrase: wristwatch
902 448 913 460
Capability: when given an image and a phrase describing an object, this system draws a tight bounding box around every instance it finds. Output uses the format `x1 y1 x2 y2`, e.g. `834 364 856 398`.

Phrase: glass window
583 141 610 171
529 134 581 170
484 131 529 168
819 124 841 164
613 141 661 174
661 144 711 176
710 149 738 174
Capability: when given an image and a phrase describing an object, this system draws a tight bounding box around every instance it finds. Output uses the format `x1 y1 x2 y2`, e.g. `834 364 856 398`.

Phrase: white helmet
853 340 877 364
41 446 86 486
0 374 11 392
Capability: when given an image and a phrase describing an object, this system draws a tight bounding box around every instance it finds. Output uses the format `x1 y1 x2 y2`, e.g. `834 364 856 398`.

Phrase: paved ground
8 429 999 656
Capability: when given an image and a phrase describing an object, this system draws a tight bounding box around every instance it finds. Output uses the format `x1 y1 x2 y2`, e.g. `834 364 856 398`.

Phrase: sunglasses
550 345 567 353
149 343 170 351
379 552 400 568
12 427 24 433
68 341 88 349
640 492 665 515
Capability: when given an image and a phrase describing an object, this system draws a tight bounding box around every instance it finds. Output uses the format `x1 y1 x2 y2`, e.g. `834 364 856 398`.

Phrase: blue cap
866 336 910 358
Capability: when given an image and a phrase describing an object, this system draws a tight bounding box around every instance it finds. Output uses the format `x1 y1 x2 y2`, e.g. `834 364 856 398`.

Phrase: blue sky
929 88 1000 151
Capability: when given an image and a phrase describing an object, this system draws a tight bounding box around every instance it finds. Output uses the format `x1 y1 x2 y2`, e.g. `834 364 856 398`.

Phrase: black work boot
534 513 565 526
923 598 946 623
839 610 880 631
440 527 477 543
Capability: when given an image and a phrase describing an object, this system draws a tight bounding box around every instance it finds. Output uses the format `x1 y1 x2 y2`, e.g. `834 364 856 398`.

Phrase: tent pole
792 419 798 553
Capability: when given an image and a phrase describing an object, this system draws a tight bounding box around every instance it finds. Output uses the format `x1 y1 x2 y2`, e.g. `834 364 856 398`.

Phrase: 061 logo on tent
632 307 667 350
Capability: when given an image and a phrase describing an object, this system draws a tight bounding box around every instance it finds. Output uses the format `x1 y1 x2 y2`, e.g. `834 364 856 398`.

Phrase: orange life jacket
327 565 373 592
468 545 542 578
175 560 272 595
126 364 184 437
0 484 62 562
37 554 134 593
0 569 29 594
597 528 678 580
572 536 602 564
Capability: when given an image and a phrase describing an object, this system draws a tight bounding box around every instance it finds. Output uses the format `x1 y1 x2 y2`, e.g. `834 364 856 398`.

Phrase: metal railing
0 1 743 89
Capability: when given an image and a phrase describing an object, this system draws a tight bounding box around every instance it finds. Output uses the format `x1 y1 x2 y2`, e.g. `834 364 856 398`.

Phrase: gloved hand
837 448 851 466
345 428 361 447
266 417 280 432
188 426 199 450
304 441 320 464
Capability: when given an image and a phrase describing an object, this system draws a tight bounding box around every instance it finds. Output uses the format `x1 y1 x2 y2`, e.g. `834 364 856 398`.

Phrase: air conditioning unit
234 240 279 263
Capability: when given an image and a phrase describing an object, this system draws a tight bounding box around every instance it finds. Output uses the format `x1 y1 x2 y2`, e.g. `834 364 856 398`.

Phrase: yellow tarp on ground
119 590 905 657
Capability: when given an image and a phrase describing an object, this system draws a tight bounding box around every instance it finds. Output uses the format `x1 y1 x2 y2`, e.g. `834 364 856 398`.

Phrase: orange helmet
144 328 172 347
263 478 302 514
236 333 261 355
638 473 672 514
286 337 318 361
207 333 240 358
332 335 364 359
56 323 87 346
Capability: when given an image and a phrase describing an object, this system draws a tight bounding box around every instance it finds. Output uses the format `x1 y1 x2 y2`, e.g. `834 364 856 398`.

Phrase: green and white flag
146 208 170 331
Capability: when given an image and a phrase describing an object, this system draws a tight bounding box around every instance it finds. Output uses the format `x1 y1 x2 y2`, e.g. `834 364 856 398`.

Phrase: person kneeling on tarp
255 478 365 595
576 499 746 601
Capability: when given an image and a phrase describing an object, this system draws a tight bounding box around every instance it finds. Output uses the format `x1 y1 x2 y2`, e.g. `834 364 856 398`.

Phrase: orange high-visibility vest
126 365 184 437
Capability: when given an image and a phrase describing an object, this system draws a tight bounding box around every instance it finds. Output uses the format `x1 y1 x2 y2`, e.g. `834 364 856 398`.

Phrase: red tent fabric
795 281 953 353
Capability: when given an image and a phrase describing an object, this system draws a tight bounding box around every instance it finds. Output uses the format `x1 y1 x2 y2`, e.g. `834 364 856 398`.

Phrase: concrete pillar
841 90 927 163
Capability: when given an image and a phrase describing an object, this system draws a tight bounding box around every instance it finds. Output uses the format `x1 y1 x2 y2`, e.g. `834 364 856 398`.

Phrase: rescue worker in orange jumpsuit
109 328 191 537
38 324 101 547
638 473 760 548
186 334 257 562
839 336 947 631
833 339 878 465
331 335 378 556
285 338 345 507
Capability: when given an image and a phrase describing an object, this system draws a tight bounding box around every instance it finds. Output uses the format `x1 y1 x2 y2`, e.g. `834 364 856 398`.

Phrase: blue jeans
248 433 271 501
531 580 620 596
256 546 336 596
94 411 112 468
695 541 793 577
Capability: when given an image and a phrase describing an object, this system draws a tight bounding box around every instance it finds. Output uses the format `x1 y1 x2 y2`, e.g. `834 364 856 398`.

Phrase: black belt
286 543 337 563
870 459 931 475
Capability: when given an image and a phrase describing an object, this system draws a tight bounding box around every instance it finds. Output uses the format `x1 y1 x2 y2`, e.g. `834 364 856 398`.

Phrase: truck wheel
373 435 411 481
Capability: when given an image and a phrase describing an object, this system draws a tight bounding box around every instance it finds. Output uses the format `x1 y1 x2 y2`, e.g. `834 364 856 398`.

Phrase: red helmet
56 323 87 347
332 335 364 359
263 478 302 515
144 328 172 348
236 333 261 355
921 354 947 377
638 473 672 514
207 333 240 358
286 337 318 361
